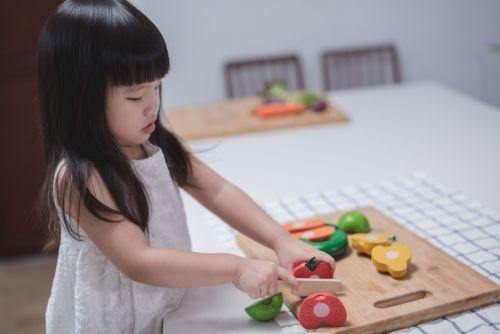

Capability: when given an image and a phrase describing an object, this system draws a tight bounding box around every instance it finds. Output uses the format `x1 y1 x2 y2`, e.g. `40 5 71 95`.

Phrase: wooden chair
224 54 305 98
321 44 401 91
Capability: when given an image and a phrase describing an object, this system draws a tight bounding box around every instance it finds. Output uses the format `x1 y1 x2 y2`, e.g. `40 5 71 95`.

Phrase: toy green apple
245 292 283 321
338 211 370 233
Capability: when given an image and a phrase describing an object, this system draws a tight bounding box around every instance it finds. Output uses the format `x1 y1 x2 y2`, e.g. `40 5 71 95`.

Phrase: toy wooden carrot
254 103 305 118
291 225 335 242
283 219 325 233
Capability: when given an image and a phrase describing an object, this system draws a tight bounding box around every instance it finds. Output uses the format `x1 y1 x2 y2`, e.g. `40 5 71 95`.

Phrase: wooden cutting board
165 96 348 140
236 207 500 333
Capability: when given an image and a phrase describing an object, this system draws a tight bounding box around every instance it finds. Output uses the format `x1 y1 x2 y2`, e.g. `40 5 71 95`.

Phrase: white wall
130 0 500 109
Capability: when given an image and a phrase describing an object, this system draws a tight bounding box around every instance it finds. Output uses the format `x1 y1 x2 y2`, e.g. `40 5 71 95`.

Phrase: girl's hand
273 234 336 274
232 258 299 299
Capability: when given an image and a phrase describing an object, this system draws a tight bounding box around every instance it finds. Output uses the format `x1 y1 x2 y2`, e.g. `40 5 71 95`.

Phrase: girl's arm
183 157 336 273
58 165 242 287
183 157 289 251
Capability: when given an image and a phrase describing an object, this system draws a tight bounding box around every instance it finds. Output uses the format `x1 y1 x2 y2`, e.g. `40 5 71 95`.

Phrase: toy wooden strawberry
293 257 334 279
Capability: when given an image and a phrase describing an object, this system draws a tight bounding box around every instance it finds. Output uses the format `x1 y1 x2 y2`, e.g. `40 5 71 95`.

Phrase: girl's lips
142 121 156 133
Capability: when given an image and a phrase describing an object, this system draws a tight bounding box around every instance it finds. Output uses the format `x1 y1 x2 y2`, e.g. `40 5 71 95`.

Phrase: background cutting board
166 96 348 140
236 207 500 333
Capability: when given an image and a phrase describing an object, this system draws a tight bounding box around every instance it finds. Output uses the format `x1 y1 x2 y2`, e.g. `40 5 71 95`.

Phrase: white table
163 81 500 333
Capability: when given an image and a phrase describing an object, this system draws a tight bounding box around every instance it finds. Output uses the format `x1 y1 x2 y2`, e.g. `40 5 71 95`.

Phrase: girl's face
106 79 161 158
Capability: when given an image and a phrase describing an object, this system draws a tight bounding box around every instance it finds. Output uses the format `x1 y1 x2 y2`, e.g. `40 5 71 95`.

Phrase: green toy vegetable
245 292 283 321
263 83 328 111
300 224 349 259
263 82 288 103
293 91 327 111
338 211 371 233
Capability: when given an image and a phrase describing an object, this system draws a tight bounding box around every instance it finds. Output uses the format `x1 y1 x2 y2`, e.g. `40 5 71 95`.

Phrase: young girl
38 1 335 333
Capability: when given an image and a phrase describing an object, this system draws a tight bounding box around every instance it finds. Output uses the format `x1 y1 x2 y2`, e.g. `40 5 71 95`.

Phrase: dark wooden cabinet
0 1 62 257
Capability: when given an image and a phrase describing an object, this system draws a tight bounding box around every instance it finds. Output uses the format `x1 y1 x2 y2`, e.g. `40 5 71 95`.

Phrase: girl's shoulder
54 159 114 222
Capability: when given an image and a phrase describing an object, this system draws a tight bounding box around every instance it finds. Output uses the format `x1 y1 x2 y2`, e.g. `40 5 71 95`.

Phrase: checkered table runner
205 172 500 333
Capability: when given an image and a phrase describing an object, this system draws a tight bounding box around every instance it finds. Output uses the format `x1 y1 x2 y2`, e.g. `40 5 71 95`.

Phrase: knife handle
279 278 343 297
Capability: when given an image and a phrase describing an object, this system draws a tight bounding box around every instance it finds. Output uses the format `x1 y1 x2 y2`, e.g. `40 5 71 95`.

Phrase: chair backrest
322 44 400 91
224 54 305 98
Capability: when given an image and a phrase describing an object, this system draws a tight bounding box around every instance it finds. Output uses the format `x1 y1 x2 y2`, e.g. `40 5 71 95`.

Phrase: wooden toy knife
279 278 343 297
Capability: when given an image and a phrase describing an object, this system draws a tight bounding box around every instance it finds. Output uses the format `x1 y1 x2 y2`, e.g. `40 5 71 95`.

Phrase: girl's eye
127 97 143 102
126 84 159 101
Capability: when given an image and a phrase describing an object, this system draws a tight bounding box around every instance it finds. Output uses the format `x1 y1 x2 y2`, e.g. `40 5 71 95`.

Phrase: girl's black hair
37 0 192 251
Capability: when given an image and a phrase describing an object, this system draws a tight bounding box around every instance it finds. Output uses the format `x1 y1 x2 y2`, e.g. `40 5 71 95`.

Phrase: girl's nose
144 89 160 116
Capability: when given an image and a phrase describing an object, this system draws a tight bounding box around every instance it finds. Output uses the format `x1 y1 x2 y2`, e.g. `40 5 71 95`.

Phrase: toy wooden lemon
371 243 412 278
351 233 394 256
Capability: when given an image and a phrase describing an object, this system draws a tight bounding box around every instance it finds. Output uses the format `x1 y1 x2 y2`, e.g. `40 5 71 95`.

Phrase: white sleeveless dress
45 141 192 333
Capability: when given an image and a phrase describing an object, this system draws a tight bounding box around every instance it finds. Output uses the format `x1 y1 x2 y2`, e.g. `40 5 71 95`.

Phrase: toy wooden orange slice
284 219 325 233
291 225 335 242
371 242 412 278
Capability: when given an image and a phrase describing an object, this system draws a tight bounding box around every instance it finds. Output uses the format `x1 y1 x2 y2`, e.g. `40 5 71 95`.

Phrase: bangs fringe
103 3 170 86
106 45 170 86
